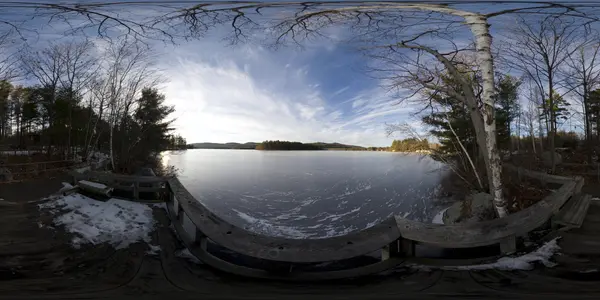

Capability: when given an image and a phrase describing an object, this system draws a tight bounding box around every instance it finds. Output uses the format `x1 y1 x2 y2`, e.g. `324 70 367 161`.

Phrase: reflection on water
164 149 449 238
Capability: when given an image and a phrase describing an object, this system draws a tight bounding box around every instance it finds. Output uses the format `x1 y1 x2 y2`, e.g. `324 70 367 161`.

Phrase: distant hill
310 142 365 150
188 141 364 150
189 142 258 149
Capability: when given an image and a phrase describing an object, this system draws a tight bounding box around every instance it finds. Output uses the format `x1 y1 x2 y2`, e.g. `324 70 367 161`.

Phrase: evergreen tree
496 75 521 149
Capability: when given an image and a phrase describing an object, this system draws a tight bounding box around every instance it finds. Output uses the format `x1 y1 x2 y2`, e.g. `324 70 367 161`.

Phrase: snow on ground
432 207 449 225
38 193 157 249
410 238 562 271
0 150 41 155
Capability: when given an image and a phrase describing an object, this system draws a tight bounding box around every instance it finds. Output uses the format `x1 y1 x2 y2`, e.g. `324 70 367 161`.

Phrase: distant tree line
166 134 189 150
390 138 430 152
256 140 324 150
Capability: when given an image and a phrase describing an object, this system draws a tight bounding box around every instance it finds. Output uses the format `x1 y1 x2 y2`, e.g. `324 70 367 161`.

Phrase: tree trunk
531 126 536 154
465 14 508 218
583 85 593 163
109 122 115 171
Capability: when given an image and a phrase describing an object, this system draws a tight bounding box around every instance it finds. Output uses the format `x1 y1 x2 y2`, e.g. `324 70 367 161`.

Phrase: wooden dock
1 171 600 299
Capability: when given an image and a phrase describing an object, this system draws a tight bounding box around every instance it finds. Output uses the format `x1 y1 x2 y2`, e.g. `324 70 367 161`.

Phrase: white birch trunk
465 14 508 218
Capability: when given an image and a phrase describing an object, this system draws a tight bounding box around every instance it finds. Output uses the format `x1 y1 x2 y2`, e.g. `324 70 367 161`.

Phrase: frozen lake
162 149 450 239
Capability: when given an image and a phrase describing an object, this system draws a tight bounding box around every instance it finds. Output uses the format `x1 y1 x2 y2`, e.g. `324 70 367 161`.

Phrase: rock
541 151 562 167
0 167 13 182
443 192 494 225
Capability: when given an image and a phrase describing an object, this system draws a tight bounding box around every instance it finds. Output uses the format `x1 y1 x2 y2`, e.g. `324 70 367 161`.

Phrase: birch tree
98 39 161 171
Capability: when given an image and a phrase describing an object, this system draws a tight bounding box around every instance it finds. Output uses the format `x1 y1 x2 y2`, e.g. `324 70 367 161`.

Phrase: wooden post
400 238 415 257
382 240 402 261
133 181 140 200
500 235 516 254
381 245 390 261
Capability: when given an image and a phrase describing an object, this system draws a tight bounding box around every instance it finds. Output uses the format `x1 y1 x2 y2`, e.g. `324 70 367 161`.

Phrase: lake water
162 149 450 239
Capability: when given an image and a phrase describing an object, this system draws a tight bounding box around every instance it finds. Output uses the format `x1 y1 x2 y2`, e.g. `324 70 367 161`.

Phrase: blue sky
159 28 419 147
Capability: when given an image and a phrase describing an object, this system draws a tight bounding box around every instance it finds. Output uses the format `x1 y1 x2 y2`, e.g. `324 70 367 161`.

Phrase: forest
0 39 187 173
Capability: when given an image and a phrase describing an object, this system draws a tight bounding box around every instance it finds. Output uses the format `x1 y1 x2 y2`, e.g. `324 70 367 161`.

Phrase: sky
3 1 600 146
158 30 419 147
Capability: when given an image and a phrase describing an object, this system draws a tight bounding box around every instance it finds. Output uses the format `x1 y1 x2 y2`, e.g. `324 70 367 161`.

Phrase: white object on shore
78 180 113 197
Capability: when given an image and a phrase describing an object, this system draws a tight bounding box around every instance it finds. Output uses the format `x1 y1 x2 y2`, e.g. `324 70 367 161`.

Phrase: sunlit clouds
161 39 418 147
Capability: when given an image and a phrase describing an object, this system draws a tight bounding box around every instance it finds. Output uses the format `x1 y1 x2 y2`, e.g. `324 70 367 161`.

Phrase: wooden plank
394 180 577 249
554 194 592 229
166 201 406 281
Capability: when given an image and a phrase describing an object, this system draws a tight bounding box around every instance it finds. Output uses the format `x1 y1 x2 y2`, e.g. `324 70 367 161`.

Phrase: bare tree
20 43 65 156
503 14 586 172
59 40 99 158
564 31 600 161
0 30 19 81
523 81 542 154
97 38 161 170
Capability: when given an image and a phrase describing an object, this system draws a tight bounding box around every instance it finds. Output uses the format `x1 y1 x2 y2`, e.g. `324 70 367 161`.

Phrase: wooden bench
553 193 592 230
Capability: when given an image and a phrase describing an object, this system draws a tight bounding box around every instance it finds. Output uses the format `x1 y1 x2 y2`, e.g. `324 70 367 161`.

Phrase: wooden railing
163 166 583 280
4 160 78 179
69 170 167 200
67 165 584 280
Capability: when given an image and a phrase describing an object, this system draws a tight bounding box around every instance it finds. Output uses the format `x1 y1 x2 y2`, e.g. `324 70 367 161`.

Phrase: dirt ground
1 173 600 299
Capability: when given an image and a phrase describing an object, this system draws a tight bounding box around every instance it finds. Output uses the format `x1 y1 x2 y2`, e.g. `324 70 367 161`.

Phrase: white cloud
162 40 416 147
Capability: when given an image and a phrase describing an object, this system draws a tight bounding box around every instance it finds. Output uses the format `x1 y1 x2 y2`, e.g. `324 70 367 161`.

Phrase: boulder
443 192 494 225
541 151 563 168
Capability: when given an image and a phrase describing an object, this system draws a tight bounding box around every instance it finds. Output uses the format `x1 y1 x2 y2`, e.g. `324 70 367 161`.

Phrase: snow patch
580 268 598 273
57 182 75 194
592 197 600 201
176 248 203 264
74 166 91 174
147 244 161 255
38 193 157 249
432 207 449 225
151 202 167 210
411 238 562 271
